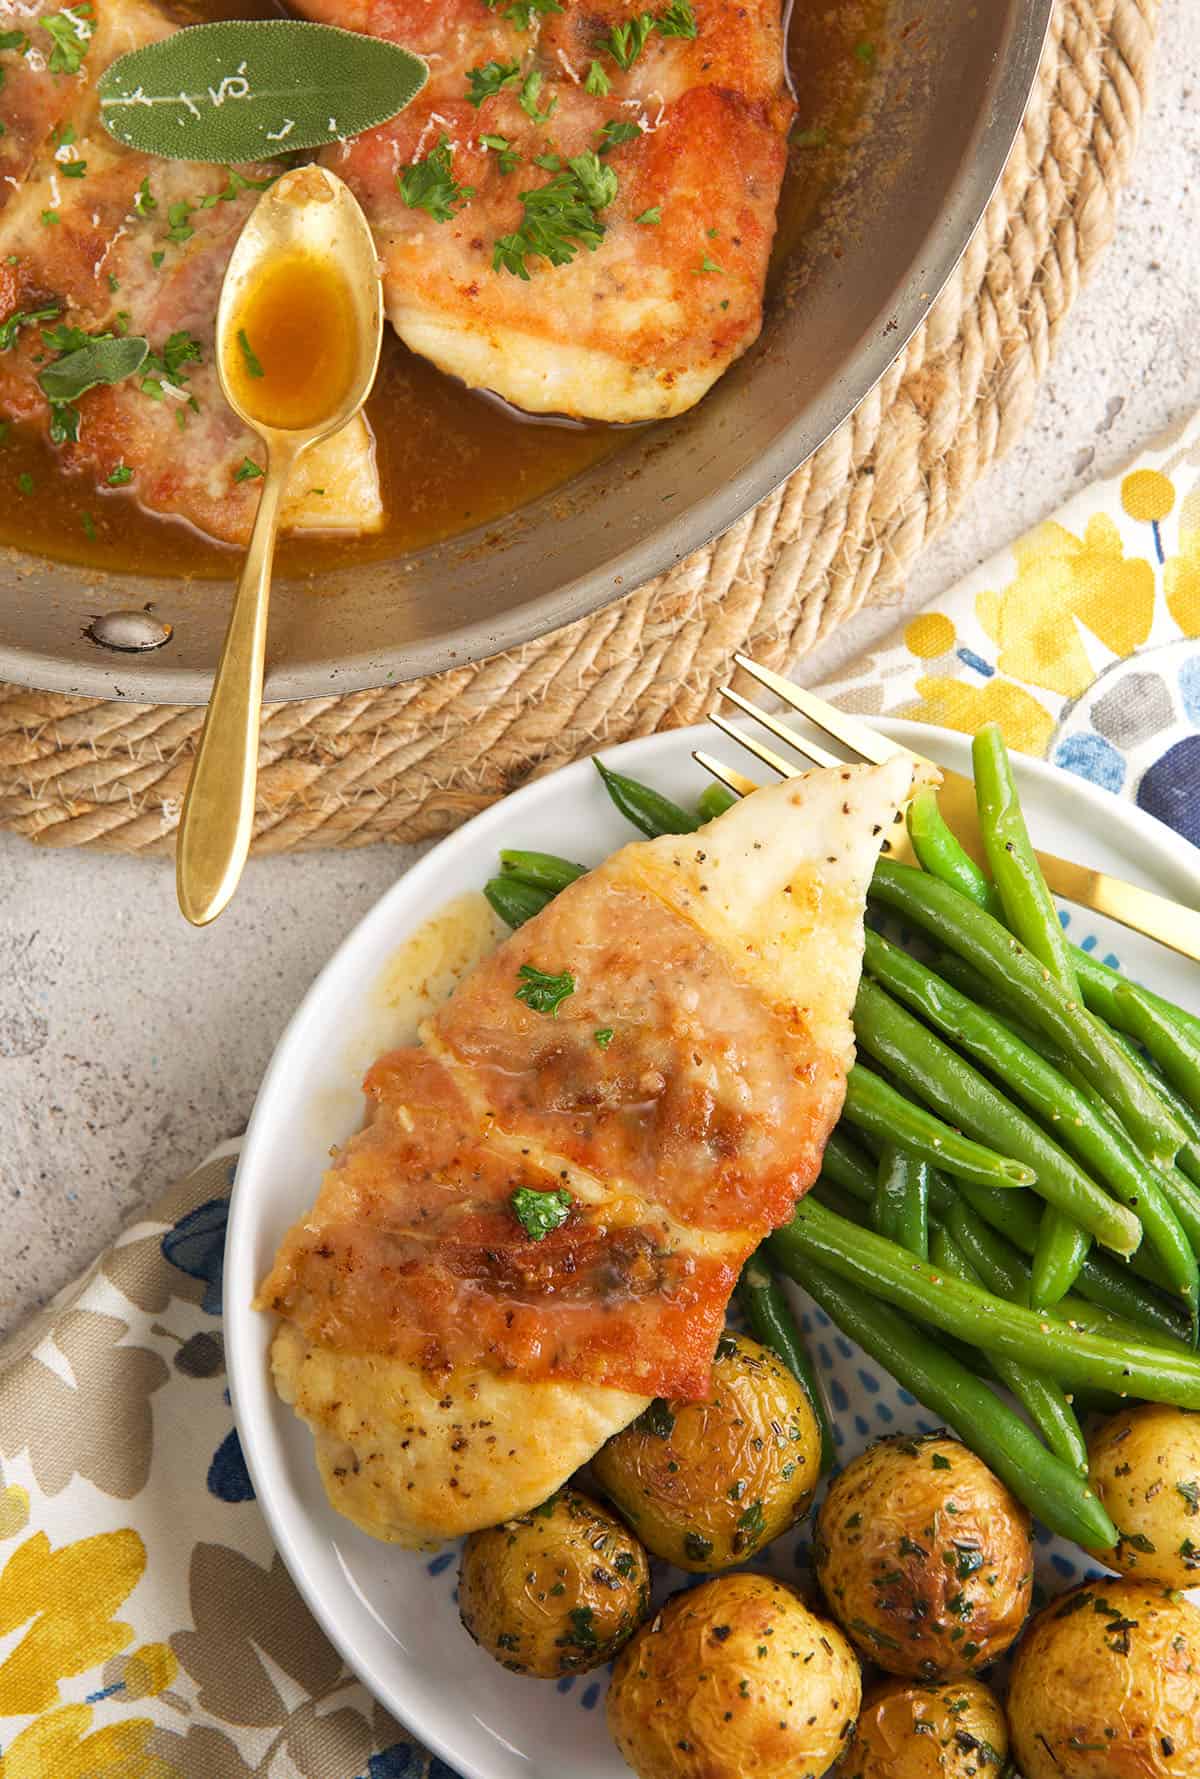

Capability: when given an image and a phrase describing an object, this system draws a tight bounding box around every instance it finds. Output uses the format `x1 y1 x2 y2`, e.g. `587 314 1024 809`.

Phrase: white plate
226 721 1200 1779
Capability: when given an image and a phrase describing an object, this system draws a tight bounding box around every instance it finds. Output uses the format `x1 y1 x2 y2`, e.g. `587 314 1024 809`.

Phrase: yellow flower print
900 675 1055 756
0 1704 181 1779
1163 479 1200 638
975 514 1155 698
1121 469 1175 523
0 1529 145 1716
0 1486 29 1541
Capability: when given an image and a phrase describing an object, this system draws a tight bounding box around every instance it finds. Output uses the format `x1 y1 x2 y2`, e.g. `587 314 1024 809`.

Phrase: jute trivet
0 0 1159 854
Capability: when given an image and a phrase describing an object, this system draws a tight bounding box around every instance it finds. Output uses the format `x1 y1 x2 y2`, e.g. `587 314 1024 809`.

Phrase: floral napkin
0 412 1197 1779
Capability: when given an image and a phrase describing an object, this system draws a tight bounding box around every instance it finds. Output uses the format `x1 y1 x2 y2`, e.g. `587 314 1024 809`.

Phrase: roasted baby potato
458 1486 650 1677
815 1432 1032 1677
1087 1403 1200 1586
837 1678 1008 1778
1007 1579 1200 1779
608 1572 861 1779
591 1330 820 1571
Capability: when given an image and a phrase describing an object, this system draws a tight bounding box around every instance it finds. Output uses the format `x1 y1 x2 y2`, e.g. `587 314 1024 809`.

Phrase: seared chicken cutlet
0 0 381 541
297 0 795 421
258 757 915 1545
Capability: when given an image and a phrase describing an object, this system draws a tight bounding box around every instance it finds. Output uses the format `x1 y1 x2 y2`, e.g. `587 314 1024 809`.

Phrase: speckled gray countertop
0 0 1196 1332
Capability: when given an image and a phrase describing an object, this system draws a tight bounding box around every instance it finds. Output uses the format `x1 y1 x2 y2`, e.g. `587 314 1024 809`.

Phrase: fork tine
693 750 759 797
718 685 842 769
732 654 932 768
708 710 800 780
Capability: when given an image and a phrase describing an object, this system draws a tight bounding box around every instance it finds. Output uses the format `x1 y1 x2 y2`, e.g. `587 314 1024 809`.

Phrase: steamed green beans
484 876 552 929
797 1257 1117 1548
862 931 1197 1305
973 724 1080 995
1032 1210 1092 1310
737 1255 834 1473
594 759 696 837
854 978 1142 1257
905 786 1002 917
931 1223 1088 1472
697 782 738 823
498 849 586 893
843 1065 1034 1188
771 1196 1200 1404
872 1143 930 1257
870 859 1187 1166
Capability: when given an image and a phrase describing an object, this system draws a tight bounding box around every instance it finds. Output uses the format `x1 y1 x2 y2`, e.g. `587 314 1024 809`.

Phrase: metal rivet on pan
84 607 173 653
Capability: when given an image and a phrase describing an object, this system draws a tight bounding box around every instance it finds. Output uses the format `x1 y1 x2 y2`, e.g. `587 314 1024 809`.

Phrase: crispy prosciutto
258 757 915 1544
0 0 381 541
299 0 796 421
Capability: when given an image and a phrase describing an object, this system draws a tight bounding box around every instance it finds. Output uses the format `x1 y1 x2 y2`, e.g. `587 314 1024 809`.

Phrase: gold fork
694 653 1200 965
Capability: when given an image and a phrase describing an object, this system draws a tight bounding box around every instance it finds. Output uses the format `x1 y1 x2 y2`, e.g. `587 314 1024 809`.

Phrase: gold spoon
176 164 383 927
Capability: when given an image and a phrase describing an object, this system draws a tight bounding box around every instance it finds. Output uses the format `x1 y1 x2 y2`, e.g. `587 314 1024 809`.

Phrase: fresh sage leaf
97 20 427 164
39 335 148 401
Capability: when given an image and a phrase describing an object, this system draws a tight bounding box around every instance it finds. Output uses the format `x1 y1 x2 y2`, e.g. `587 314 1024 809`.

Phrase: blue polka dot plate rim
225 719 1200 1779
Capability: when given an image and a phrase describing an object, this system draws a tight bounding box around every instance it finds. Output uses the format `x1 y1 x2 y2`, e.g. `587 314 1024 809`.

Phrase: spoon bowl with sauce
176 164 383 927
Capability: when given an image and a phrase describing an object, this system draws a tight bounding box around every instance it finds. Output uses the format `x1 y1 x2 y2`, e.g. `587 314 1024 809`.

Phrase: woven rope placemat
0 0 1158 854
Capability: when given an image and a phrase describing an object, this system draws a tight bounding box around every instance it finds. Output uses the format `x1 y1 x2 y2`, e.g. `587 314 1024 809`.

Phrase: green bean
854 978 1141 1256
905 786 1003 916
862 932 1196 1305
957 1184 1194 1348
594 759 696 838
771 1196 1200 1404
843 1065 1034 1188
1115 982 1200 1125
484 876 552 929
872 1143 930 1257
1032 1209 1091 1309
697 782 738 823
498 849 586 894
820 1129 879 1204
1072 945 1200 1050
797 1257 1117 1548
931 1223 1088 1472
870 860 1187 1167
973 725 1079 992
737 1254 834 1473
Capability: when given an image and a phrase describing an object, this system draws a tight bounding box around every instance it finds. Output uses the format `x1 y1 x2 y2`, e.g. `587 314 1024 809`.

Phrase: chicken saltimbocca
257 758 915 1545
0 0 874 569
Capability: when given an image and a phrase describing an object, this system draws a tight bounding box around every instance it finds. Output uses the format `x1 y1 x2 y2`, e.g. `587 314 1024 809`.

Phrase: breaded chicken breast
258 757 915 1544
300 0 795 420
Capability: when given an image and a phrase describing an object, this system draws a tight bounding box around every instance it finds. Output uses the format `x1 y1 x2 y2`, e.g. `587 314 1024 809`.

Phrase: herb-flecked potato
815 1433 1032 1678
591 1331 820 1571
1007 1579 1200 1779
607 1572 861 1779
458 1486 650 1677
836 1678 1008 1778
1087 1403 1200 1585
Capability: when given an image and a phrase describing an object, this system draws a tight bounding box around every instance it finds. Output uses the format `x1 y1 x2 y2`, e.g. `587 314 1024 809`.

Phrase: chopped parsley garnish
514 962 576 1013
693 253 723 274
1178 1479 1200 1514
166 199 195 243
657 0 697 35
634 205 661 224
584 59 610 95
734 1499 766 1551
483 0 563 26
151 250 165 268
107 463 133 485
0 29 28 51
593 1027 614 1049
533 151 561 170
494 152 617 278
399 133 474 221
233 456 264 482
0 304 61 351
601 12 655 68
853 38 876 64
81 509 96 539
480 133 521 174
48 401 79 443
237 329 264 379
638 1398 675 1437
518 69 556 123
40 209 60 226
563 1605 597 1648
61 159 86 178
139 329 201 401
794 127 828 149
17 471 33 495
510 1184 572 1240
598 118 640 152
42 5 93 76
133 177 157 217
683 1530 713 1563
466 58 522 106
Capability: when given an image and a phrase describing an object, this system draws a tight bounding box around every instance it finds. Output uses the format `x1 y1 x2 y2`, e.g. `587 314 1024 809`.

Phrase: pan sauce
0 0 885 582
